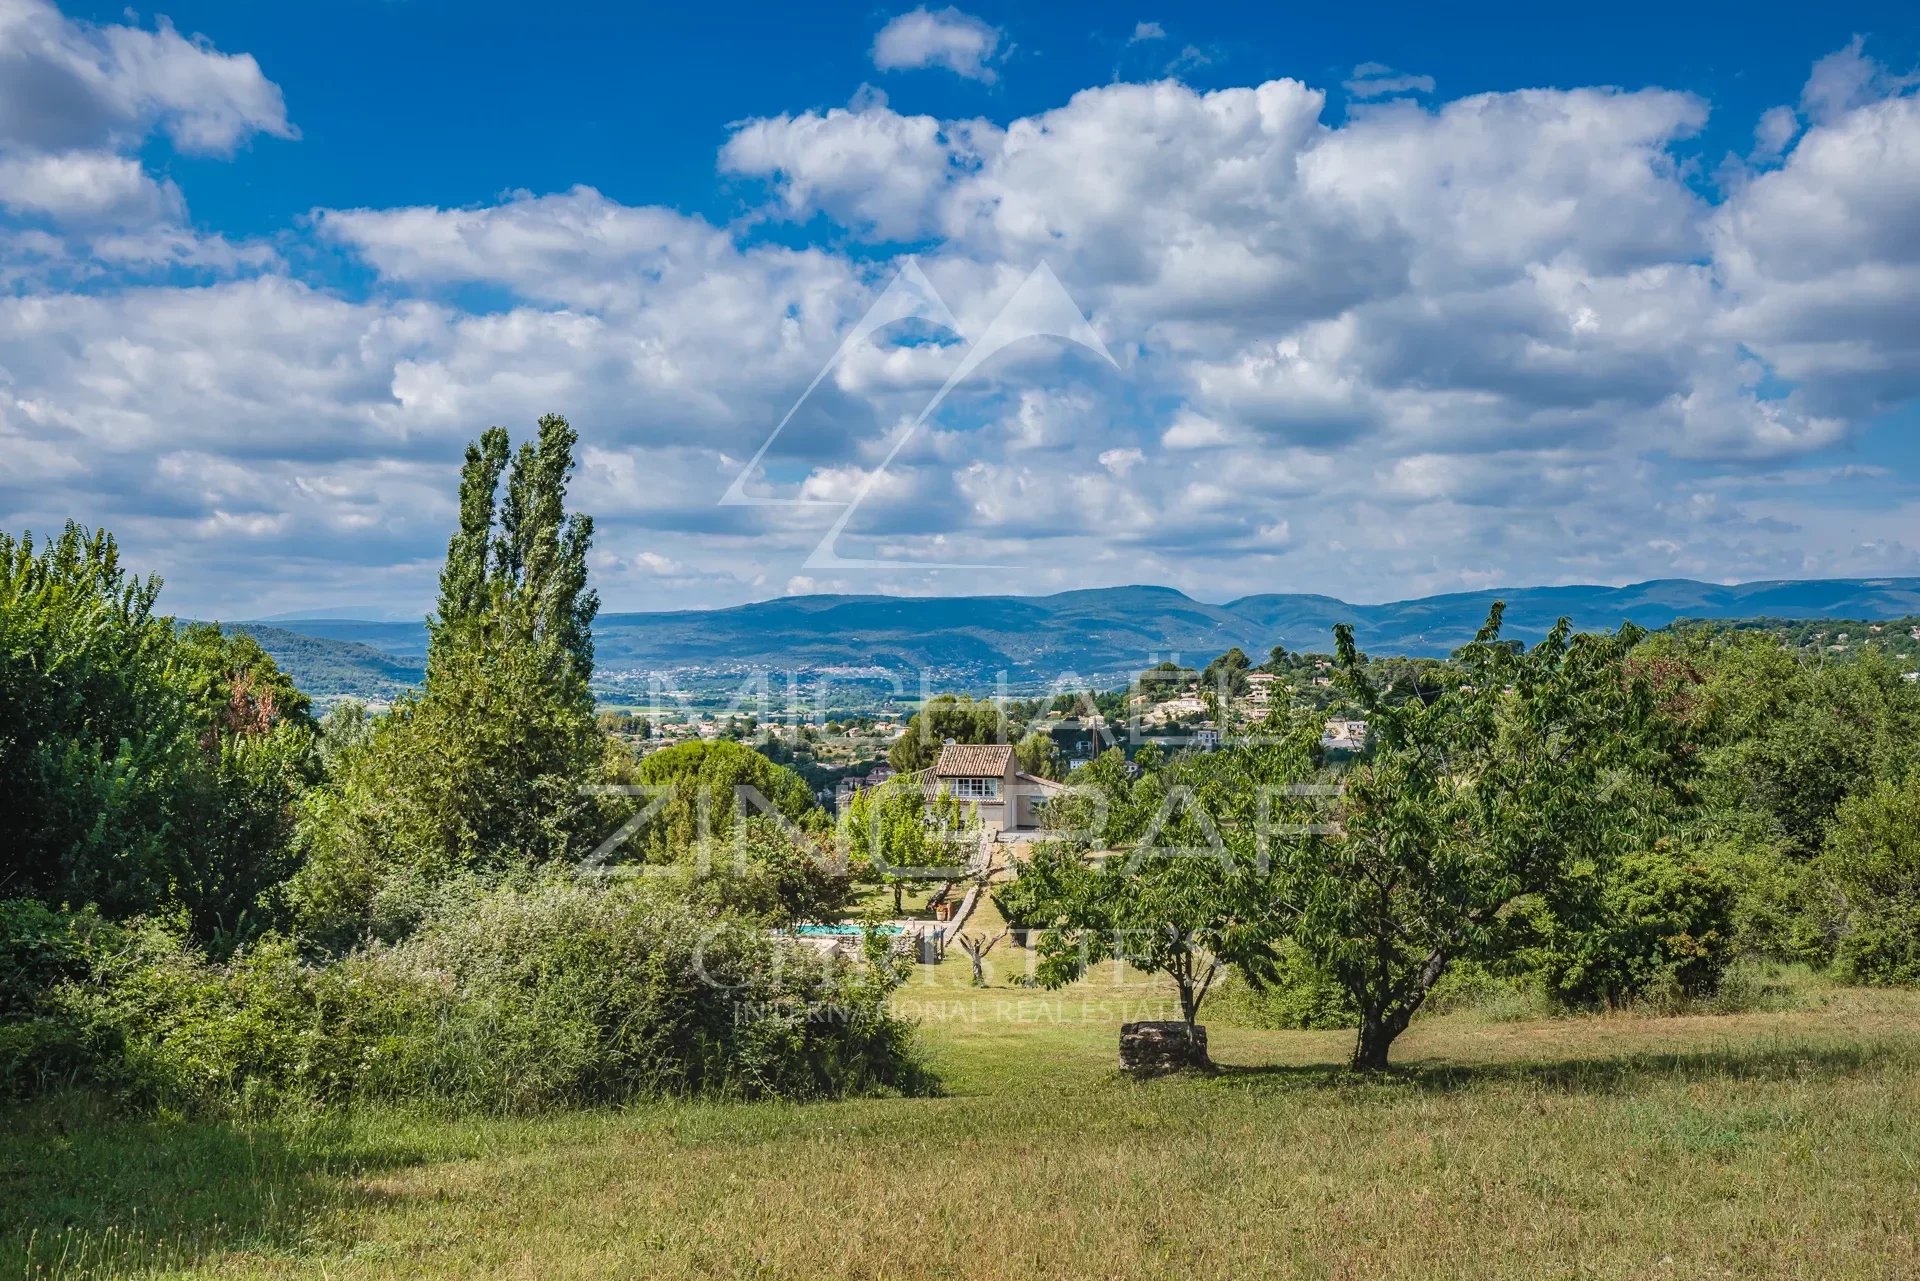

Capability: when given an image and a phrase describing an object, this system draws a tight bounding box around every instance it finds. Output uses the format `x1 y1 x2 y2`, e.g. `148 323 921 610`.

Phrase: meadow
7 896 1920 1280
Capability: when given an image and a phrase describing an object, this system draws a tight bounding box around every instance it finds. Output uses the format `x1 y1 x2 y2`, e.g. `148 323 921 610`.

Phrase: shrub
6 880 927 1116
286 625 606 949
347 877 926 1110
1699 833 1837 965
1210 941 1355 1030
31 924 322 1115
0 530 319 941
0 527 188 919
689 817 859 927
1 901 127 1099
1823 773 1920 985
1420 962 1555 1022
1536 844 1738 1010
1 900 116 1018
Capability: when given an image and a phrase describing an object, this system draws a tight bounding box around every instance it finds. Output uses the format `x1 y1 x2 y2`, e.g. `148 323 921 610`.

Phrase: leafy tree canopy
1289 606 1672 1068
889 694 1009 772
619 739 819 866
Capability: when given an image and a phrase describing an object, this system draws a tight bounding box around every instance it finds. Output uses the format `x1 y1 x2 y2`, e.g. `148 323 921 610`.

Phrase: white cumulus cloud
871 7 1005 82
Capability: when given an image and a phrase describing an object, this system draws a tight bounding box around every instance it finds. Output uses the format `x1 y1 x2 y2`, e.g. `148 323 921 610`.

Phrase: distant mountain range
210 623 425 702
221 576 1920 703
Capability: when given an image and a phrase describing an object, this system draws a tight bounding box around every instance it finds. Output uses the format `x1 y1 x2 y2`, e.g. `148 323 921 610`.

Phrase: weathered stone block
1119 1020 1209 1075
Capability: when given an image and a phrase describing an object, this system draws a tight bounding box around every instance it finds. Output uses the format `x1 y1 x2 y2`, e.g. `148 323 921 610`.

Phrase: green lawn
8 935 1920 1279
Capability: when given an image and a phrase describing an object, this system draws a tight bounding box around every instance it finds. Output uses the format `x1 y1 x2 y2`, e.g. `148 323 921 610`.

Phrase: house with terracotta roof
931 742 1065 837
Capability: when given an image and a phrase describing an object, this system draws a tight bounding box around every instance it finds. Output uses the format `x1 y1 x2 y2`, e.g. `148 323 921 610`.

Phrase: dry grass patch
7 973 1920 1279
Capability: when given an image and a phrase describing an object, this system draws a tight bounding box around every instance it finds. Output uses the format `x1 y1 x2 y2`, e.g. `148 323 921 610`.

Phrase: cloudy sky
2 0 1918 619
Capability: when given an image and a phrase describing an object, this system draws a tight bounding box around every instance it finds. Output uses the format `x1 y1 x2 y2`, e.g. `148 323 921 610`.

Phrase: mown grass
7 916 1920 1279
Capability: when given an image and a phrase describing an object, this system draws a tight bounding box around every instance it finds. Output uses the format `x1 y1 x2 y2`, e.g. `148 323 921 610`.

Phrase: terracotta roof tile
933 743 1015 777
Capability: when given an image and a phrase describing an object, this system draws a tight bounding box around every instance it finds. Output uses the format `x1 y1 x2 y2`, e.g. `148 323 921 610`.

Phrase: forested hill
238 576 1920 700
198 623 425 702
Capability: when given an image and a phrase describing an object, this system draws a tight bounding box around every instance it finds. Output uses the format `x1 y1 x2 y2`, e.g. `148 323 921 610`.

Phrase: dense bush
1823 773 1920 985
1535 845 1738 1010
0 526 197 918
3 882 926 1116
0 529 317 943
1 900 116 1019
1638 631 1920 862
679 817 859 927
287 619 609 948
1210 940 1356 1030
1417 962 1555 1022
1 902 126 1099
355 877 924 1109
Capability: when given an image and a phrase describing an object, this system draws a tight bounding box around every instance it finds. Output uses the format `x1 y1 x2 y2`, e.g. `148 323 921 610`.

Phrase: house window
949 777 999 800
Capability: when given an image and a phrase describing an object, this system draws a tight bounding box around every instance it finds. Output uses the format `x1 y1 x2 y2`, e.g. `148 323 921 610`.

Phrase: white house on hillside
931 743 1064 838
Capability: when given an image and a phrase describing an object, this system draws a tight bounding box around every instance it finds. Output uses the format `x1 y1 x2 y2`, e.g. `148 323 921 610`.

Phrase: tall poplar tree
429 414 598 686
293 415 605 945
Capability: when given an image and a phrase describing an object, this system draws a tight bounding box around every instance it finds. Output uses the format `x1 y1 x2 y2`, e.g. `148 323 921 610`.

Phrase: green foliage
888 694 1007 772
1042 746 1153 847
315 699 374 773
1015 729 1063 781
618 739 819 866
0 901 119 1022
1291 606 1671 1068
289 621 606 947
1822 773 1920 985
290 419 607 947
1028 840 1294 1044
838 776 971 912
172 624 314 733
338 877 925 1110
43 925 324 1115
1669 614 1920 674
1628 628 1920 969
1418 961 1555 1021
1637 629 1920 861
168 625 320 947
431 414 598 683
0 529 316 941
992 843 1083 932
1532 844 1738 1010
679 816 859 927
1024 723 1324 1041
6 881 926 1116
1689 833 1831 965
1200 645 1251 698
0 524 192 916
1135 659 1198 698
1208 940 1356 1030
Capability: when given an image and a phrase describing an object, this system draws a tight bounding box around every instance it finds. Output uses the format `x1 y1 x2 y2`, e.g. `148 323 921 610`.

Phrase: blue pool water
793 923 904 937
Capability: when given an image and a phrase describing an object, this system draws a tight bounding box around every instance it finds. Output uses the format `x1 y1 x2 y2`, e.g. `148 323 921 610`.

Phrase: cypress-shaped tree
293 414 605 946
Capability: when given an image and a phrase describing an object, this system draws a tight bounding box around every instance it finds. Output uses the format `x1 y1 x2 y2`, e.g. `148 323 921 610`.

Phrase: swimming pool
792 923 904 937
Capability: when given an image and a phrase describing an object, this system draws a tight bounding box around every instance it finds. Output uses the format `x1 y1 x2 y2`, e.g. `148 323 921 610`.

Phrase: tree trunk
1352 1008 1405 1071
1351 947 1451 1070
893 882 903 914
1175 981 1213 1068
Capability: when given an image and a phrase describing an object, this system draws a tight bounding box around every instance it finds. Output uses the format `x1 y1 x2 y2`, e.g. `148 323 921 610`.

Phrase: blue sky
3 0 1919 617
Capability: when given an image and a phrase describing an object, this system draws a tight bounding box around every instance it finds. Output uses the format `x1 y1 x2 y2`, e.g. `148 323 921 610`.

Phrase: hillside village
591 644 1375 817
587 617 1920 819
